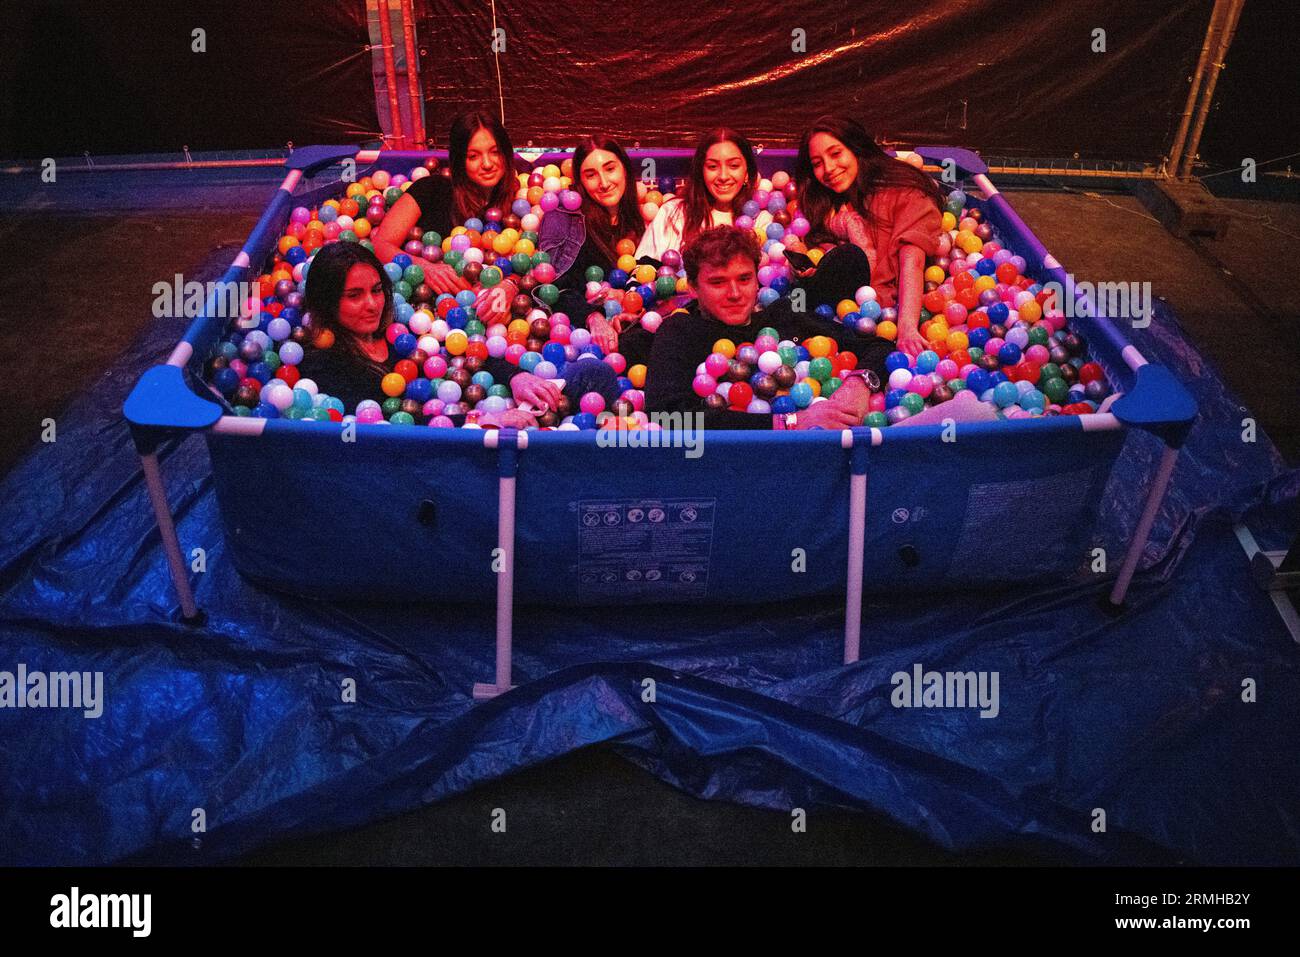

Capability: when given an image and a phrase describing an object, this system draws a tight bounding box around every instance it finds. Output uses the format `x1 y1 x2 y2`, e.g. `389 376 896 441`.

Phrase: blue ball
471 371 495 390
518 351 542 373
966 369 992 395
607 269 629 287
757 287 780 307
741 200 760 218
885 388 907 409
445 306 468 329
997 342 1022 366
814 303 835 322
968 327 990 349
512 199 532 217
393 333 417 357
214 367 240 394
464 218 484 233
795 345 810 362
987 302 1010 324
915 350 940 374
885 351 911 373
455 289 477 308
858 299 882 320
769 275 792 297
789 382 814 408
572 412 597 430
992 381 1020 408
542 342 567 365
616 376 633 393
392 253 412 270
772 395 797 415
405 378 432 402
247 362 271 384
976 258 997 275
253 401 280 418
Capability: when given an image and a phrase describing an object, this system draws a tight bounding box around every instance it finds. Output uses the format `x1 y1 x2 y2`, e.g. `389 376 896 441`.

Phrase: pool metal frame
125 145 1197 699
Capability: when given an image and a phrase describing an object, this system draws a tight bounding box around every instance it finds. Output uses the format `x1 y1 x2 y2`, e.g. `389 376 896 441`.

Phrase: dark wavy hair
682 225 761 285
571 135 643 265
303 242 394 371
680 128 759 251
795 115 943 243
448 111 517 224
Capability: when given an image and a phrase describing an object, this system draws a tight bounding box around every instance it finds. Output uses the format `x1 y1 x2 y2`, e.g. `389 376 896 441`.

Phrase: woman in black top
373 111 521 325
539 136 653 364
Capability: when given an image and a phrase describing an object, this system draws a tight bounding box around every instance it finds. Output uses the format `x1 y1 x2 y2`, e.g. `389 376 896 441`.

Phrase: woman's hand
587 314 619 355
510 372 563 411
419 261 470 296
830 376 873 419
479 408 539 430
475 281 517 325
792 401 863 430
896 323 927 358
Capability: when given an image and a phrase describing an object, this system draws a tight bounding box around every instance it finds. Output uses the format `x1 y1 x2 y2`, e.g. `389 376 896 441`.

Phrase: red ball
728 382 754 408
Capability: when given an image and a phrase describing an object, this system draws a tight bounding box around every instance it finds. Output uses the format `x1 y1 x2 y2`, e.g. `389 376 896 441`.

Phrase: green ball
1039 362 1061 382
778 345 798 366
510 253 531 274
522 230 539 245
758 327 780 340
384 186 403 205
233 405 252 417
308 408 331 421
340 230 359 243
920 308 933 321
968 346 984 361
402 265 425 286
865 411 889 428
808 357 833 381
360 240 374 253
479 265 503 287
443 250 463 268
1043 377 1069 403
532 250 551 266
901 392 925 415
283 406 305 420
390 411 415 425
488 384 511 399
947 378 967 392
421 231 442 247
822 376 842 397
394 280 413 300
584 265 605 283
263 351 281 370
464 319 485 337
654 275 677 299
1028 325 1050 346
536 283 560 306
381 397 403 416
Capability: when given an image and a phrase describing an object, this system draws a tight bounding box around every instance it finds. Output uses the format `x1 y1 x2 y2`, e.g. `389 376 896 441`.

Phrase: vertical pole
475 429 524 699
843 429 870 665
1108 445 1180 607
375 0 406 148
398 0 425 148
1178 0 1246 180
1166 0 1230 177
139 451 200 621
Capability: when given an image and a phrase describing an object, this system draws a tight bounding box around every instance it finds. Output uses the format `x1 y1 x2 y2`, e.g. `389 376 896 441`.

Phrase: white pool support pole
841 429 876 664
474 429 526 699
1109 444 1180 606
139 451 199 621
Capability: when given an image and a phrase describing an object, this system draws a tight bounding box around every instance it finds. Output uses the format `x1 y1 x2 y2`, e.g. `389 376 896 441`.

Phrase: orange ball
622 291 643 314
313 328 335 349
381 373 407 397
627 364 647 388
877 320 898 341
445 330 468 355
805 335 834 358
713 338 737 358
615 238 636 257
277 235 300 255
835 299 858 320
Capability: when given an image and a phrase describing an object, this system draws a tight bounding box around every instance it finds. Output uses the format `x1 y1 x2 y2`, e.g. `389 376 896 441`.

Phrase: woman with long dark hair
788 115 944 357
636 128 771 260
537 135 649 358
374 111 519 315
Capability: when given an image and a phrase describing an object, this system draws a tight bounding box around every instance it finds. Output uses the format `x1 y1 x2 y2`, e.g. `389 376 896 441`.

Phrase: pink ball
639 311 662 334
357 406 383 424
692 374 718 397
1025 344 1051 365
604 352 627 374
504 343 527 365
561 190 582 211
868 392 886 413
422 399 445 417
623 389 646 411
944 302 968 325
386 323 408 344
549 323 571 344
423 355 448 379
579 392 606 415
704 353 729 378
789 217 810 237
428 415 455 428
907 375 934 398
486 336 508 358
936 359 959 379
323 222 341 240
290 206 311 224
570 328 592 350
532 263 557 284
540 192 560 212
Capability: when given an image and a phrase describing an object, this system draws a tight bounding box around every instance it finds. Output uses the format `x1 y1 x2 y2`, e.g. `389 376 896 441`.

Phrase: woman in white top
636 128 773 261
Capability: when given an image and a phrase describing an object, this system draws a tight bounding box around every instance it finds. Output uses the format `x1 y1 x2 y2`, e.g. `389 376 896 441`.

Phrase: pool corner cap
1110 363 1197 447
283 145 364 176
125 365 223 434
912 146 988 177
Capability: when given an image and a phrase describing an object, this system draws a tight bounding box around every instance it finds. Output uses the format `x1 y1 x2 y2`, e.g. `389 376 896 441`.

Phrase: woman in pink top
789 116 944 357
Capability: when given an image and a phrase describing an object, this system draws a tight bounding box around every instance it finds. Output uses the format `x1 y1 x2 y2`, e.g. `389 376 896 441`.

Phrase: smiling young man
644 226 891 430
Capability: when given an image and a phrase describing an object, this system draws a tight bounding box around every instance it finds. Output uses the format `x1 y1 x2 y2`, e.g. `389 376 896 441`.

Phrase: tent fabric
1 239 1298 865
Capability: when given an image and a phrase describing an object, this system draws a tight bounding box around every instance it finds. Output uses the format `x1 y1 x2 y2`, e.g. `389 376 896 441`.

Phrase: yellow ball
941 212 957 231
617 254 637 274
806 335 834 358
352 218 372 239
926 322 949 344
345 182 367 199
675 277 689 294
973 275 997 293
1019 299 1043 323
807 248 825 266
633 264 657 285
322 199 340 211
877 320 898 341
492 232 514 256
946 330 969 352
445 330 468 356
381 373 407 398
628 364 647 388
807 378 822 397
836 299 858 320
514 238 535 257
542 164 561 179
713 338 737 358
924 265 946 284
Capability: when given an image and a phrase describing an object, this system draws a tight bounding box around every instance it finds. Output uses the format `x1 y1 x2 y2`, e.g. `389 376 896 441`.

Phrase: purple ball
284 291 304 310
404 240 424 256
978 289 1000 307
274 279 294 299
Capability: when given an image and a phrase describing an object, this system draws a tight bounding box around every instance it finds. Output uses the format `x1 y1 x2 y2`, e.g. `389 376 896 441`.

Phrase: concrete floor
0 168 1293 865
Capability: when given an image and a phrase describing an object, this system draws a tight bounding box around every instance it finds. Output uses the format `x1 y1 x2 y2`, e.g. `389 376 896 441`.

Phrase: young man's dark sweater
643 298 892 429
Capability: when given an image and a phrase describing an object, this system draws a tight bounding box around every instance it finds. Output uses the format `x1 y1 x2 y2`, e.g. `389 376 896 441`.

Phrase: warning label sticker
574 498 716 598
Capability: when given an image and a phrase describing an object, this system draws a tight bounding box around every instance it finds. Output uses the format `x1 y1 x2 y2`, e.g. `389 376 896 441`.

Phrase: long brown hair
448 111 517 224
680 128 759 250
795 115 943 244
571 135 643 265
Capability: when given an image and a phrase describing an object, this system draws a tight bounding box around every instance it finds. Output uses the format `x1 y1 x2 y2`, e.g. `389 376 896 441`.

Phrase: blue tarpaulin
1 239 1298 866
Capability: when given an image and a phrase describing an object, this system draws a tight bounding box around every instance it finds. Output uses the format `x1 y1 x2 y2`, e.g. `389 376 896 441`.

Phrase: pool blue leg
1104 444 1180 613
844 429 872 664
138 450 203 625
474 429 524 699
